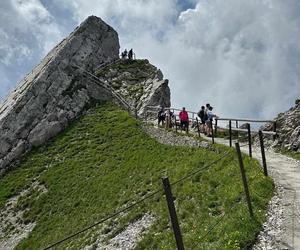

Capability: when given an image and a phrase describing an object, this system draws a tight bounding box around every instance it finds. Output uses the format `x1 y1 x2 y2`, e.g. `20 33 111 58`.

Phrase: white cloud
0 0 63 99
1 0 300 120
122 0 300 119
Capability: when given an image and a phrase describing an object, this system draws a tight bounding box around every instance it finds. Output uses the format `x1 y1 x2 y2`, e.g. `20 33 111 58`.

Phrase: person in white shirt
205 106 218 137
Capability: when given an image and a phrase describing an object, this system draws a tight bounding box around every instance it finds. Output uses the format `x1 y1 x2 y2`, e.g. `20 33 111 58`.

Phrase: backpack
198 110 205 119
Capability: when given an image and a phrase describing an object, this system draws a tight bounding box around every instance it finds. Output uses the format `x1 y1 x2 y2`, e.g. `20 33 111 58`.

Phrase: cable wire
171 151 232 187
197 192 244 242
44 189 162 249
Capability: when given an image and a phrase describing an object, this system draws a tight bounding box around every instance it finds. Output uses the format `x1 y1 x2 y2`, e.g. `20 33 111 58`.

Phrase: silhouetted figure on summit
128 49 133 60
121 49 128 59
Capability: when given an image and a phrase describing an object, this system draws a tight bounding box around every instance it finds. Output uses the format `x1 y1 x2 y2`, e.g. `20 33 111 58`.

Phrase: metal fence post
246 123 252 157
258 130 268 176
235 142 254 217
175 116 178 133
229 120 232 147
215 119 218 135
162 177 185 250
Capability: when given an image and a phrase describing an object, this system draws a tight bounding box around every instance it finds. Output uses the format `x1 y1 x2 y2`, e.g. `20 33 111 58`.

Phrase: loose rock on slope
263 99 300 152
95 59 170 116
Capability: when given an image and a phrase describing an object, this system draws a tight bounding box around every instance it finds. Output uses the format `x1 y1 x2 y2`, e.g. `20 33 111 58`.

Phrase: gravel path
212 136 300 249
143 125 211 149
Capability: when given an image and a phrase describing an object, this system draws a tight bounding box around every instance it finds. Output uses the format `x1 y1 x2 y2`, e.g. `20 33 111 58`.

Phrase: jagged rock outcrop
95 59 170 116
0 16 171 175
264 100 300 151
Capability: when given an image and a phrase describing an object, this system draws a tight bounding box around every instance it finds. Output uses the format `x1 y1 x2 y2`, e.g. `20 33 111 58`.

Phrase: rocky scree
263 99 300 152
95 59 170 117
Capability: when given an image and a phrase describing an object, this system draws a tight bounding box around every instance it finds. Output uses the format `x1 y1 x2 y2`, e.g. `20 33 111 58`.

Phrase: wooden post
211 122 215 144
258 130 268 176
273 121 277 141
175 116 178 133
196 118 201 137
162 177 185 250
186 122 189 134
235 142 254 217
215 119 218 135
229 120 232 147
246 123 252 158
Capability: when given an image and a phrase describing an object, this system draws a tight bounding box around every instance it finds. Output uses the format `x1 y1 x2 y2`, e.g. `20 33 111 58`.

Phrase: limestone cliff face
0 16 171 174
264 100 300 152
0 16 120 174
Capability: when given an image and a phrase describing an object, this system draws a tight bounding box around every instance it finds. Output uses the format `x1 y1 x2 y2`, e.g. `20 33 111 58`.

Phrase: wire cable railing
44 148 234 249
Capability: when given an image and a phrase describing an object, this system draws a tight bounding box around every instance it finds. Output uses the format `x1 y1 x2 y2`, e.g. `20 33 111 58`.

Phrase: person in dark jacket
158 107 166 126
197 106 206 132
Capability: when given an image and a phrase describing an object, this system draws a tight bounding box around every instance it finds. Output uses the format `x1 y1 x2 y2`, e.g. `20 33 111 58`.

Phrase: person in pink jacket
179 107 189 131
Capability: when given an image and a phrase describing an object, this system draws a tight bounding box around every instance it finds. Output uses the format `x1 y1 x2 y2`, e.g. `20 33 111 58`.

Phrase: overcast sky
1 0 300 119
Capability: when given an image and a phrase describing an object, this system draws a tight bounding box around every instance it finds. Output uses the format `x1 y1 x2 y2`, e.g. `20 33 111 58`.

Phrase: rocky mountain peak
0 16 170 175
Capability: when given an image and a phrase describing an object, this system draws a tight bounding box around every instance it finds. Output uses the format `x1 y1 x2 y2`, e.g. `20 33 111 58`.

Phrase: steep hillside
0 103 273 249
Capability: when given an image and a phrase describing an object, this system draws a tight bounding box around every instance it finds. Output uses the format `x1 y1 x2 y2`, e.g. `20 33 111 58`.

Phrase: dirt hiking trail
213 136 300 249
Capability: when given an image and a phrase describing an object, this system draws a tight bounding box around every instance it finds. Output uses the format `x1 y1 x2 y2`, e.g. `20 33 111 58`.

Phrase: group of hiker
157 103 218 137
197 103 218 136
121 49 134 60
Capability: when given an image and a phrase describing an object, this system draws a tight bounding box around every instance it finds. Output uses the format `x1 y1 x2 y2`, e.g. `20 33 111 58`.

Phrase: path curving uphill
212 136 300 249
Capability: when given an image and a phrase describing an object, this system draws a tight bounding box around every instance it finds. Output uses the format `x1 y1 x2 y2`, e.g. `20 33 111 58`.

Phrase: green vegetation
0 103 274 249
278 148 300 161
95 59 155 78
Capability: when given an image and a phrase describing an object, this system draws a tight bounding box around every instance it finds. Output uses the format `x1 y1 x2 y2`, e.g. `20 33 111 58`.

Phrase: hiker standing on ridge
206 106 218 137
121 49 128 59
179 107 189 132
128 49 133 60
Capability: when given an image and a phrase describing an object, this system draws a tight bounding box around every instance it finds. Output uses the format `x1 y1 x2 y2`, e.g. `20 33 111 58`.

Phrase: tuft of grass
0 103 274 249
278 148 300 161
95 59 155 79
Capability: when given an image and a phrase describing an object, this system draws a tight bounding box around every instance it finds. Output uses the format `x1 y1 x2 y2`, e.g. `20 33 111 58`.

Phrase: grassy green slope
0 103 273 249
